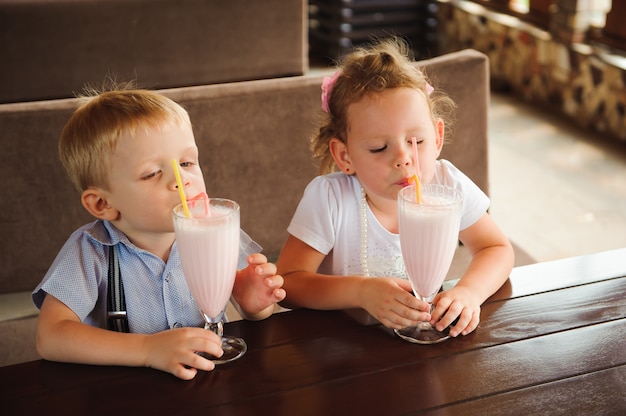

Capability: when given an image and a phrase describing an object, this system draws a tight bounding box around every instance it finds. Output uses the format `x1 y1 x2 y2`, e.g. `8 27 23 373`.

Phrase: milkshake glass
173 198 246 363
396 184 463 344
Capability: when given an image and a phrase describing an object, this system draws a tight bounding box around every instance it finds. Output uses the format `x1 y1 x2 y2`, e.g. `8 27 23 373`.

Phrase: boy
33 87 285 380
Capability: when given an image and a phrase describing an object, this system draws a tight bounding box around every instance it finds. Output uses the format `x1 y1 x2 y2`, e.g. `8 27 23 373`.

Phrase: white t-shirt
287 159 489 278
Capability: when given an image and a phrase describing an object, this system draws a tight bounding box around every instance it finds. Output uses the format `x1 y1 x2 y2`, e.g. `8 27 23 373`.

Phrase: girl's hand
232 253 286 320
430 285 481 337
358 277 431 329
143 327 223 380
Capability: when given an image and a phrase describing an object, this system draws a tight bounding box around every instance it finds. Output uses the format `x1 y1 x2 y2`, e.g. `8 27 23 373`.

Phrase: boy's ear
329 138 353 174
81 187 119 221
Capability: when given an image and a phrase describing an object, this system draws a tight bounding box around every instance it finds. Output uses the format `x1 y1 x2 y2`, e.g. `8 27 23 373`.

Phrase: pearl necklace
360 187 413 280
360 187 370 277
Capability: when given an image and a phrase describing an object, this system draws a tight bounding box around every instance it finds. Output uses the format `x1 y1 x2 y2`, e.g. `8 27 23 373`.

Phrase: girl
276 38 514 337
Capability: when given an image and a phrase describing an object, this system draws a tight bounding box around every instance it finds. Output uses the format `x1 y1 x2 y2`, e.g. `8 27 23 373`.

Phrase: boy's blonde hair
313 37 456 174
59 87 191 192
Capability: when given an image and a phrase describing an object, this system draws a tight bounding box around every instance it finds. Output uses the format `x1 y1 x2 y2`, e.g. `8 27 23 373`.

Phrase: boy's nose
170 172 190 191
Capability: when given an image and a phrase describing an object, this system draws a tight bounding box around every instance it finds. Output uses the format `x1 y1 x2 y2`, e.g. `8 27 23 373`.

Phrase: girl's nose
395 148 412 168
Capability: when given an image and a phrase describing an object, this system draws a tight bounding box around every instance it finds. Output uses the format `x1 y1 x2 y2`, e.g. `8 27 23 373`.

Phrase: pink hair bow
321 70 341 113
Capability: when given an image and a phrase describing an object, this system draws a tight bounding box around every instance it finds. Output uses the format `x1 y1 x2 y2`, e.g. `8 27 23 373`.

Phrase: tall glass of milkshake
396 184 463 344
173 198 246 363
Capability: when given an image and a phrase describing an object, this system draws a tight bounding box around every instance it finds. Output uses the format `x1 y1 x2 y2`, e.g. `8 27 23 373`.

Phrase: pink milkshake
173 201 240 319
173 198 247 363
396 184 463 344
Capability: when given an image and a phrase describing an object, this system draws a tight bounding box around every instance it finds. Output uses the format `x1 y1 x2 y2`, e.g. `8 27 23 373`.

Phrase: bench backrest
0 49 489 294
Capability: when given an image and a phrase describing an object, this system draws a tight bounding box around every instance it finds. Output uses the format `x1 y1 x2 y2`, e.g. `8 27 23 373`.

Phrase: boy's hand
144 327 223 380
430 286 481 337
232 253 286 320
37 294 223 381
358 277 430 329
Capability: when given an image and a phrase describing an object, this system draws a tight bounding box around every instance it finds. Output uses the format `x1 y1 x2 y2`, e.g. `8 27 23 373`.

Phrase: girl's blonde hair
312 37 456 174
59 86 191 192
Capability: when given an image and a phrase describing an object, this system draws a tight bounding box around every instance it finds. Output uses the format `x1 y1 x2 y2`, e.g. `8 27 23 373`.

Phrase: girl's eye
370 145 387 153
409 139 424 145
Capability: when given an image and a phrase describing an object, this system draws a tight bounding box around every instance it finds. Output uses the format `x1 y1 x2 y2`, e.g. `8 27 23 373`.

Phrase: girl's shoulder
306 172 361 198
434 159 473 186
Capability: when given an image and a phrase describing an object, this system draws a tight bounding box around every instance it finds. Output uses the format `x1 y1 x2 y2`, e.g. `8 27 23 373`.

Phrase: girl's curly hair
311 37 456 174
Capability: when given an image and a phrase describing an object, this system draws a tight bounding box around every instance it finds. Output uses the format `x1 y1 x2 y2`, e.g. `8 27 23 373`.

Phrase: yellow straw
171 159 191 217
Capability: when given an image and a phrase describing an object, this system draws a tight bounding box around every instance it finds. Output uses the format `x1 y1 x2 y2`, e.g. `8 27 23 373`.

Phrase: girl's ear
329 138 354 174
435 118 445 157
81 187 119 221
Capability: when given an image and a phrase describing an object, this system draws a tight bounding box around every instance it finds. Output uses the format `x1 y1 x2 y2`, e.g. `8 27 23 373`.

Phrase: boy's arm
231 253 286 321
36 294 221 380
229 297 277 321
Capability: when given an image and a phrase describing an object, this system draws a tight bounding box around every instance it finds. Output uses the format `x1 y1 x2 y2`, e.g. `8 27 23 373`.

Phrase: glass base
198 336 247 364
394 322 450 345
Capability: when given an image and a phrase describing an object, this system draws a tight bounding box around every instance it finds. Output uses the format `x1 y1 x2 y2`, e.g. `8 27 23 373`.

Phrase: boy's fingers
247 253 267 265
273 288 286 301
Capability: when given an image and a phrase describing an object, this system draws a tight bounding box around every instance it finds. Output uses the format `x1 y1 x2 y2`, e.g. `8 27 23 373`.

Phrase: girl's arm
277 235 366 309
276 235 429 329
431 212 515 336
455 213 514 302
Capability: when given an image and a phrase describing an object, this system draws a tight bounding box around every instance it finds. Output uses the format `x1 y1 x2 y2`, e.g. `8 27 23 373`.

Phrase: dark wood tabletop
1 248 625 415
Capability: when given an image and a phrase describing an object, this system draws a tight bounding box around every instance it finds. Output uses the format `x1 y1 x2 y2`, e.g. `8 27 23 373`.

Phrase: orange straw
409 174 422 204
411 137 422 203
171 159 191 217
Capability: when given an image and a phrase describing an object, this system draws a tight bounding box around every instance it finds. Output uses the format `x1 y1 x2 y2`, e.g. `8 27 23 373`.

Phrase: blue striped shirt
32 220 261 333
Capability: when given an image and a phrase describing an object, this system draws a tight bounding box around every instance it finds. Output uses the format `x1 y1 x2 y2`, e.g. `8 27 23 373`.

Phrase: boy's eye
370 145 387 153
179 161 194 168
142 170 162 180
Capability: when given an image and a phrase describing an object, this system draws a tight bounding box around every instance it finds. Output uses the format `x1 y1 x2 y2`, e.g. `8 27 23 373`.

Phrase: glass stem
205 321 224 337
203 311 224 337
419 294 436 321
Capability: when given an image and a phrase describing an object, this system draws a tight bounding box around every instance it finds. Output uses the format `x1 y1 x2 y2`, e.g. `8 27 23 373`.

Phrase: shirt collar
85 220 131 247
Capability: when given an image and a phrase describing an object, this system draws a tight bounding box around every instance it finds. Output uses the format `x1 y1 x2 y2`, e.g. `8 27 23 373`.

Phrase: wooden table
1 248 625 415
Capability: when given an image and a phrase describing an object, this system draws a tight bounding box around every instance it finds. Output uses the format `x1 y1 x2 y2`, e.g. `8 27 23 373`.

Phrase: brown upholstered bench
0 49 534 366
0 0 307 103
